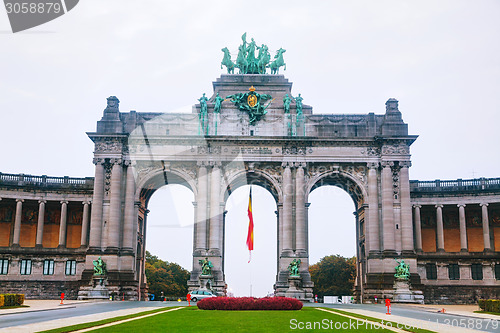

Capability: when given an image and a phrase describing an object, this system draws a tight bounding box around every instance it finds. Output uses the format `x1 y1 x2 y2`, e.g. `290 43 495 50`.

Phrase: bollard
60 292 65 305
385 299 391 315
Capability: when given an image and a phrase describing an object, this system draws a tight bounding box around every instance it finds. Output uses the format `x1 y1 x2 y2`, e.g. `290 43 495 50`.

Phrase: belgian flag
246 187 254 262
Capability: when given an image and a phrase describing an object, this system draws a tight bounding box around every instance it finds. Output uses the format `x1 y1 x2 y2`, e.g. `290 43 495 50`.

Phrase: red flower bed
197 296 303 310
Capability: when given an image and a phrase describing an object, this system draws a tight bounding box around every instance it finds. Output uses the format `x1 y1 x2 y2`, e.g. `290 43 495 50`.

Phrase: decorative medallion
226 86 273 125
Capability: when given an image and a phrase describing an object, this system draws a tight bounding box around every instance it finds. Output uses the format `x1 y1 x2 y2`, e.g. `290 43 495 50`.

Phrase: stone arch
306 169 368 206
134 167 198 205
223 169 282 204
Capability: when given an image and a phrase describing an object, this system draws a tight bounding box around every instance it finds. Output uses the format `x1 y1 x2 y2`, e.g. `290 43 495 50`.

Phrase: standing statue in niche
199 257 213 276
288 259 301 277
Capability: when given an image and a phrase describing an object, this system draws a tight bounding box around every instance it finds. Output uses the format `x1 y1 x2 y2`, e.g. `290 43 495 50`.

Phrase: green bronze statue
223 33 285 75
293 93 303 116
213 92 224 114
269 48 286 74
288 259 301 277
93 256 106 276
226 86 273 125
198 93 209 135
394 259 410 280
283 94 292 114
221 47 235 74
199 257 213 276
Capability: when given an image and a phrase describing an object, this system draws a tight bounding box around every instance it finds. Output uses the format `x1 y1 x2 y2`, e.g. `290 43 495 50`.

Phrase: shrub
479 299 500 313
0 294 24 307
197 297 303 311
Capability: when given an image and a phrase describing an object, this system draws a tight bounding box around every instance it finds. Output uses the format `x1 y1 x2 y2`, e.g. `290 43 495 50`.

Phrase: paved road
1 301 498 332
304 303 500 333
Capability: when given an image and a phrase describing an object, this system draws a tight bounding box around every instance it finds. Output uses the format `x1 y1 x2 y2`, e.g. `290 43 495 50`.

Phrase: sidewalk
0 299 92 315
398 303 500 321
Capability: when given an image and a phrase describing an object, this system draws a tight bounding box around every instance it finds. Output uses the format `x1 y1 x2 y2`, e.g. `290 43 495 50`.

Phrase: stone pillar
58 200 68 247
12 199 24 246
107 159 122 250
89 159 105 249
413 205 423 252
367 162 380 254
435 204 444 252
196 162 208 251
209 163 222 252
123 161 136 251
80 201 90 247
399 161 414 253
458 204 468 252
277 203 283 253
480 203 491 252
295 163 306 254
282 163 293 253
381 161 395 253
36 200 46 247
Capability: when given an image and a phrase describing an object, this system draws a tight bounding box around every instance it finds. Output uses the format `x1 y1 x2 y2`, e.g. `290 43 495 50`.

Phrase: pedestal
285 276 306 300
392 279 424 304
77 275 110 300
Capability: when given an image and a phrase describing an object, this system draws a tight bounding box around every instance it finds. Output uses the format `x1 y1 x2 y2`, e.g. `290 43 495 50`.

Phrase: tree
309 255 356 298
145 251 190 298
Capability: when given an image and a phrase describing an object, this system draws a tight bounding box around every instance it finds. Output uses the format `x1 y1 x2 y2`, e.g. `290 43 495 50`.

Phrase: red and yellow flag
246 187 254 261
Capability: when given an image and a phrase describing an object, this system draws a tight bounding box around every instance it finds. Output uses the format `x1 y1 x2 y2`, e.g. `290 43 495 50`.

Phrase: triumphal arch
0 36 499 303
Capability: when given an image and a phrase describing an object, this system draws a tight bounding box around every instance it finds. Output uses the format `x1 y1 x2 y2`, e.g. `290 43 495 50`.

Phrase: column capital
60 200 69 205
82 200 91 205
380 161 394 168
435 204 443 208
413 204 422 209
294 162 307 168
400 161 412 168
16 198 24 203
197 161 208 167
92 158 105 165
367 162 379 169
38 199 47 204
281 161 293 168
480 203 489 207
457 204 466 208
123 159 132 167
209 161 222 167
109 158 123 165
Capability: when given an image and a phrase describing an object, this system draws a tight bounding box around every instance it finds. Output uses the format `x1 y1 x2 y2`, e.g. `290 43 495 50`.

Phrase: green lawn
91 307 395 332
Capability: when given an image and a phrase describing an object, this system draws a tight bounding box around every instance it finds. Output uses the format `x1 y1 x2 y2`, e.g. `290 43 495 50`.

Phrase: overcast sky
1 1 499 297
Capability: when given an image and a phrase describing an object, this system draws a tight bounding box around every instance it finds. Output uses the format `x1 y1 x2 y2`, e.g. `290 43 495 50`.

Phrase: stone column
367 162 380 254
381 161 395 253
107 159 122 251
80 201 90 247
123 161 136 251
435 204 444 252
89 158 105 249
12 199 24 246
209 163 222 252
282 163 293 253
196 162 208 251
35 200 46 247
480 203 492 252
58 200 68 247
399 161 414 253
458 204 468 252
295 163 306 254
413 205 423 252
277 203 283 253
